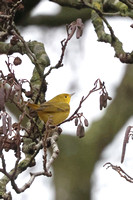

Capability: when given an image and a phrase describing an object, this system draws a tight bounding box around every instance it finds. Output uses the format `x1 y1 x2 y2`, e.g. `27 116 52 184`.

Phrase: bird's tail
26 102 39 110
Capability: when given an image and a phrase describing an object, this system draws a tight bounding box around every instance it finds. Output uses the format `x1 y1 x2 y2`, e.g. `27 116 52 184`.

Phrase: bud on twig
100 94 104 110
100 91 112 110
25 91 33 98
76 124 85 138
10 35 19 45
13 57 22 66
2 113 7 135
75 118 78 126
84 118 89 127
66 18 84 40
0 87 5 111
76 18 84 39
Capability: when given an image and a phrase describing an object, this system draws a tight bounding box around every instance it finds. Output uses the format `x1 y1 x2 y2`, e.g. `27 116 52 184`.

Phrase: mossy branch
0 39 50 198
49 0 133 64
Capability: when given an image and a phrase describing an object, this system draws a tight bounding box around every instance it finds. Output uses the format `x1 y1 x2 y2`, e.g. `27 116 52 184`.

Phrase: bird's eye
65 95 67 98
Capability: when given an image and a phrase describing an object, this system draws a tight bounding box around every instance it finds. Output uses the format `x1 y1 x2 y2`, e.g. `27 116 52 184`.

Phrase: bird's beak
70 93 75 97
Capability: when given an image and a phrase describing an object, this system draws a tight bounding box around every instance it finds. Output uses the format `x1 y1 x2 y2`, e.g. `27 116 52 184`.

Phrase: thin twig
59 79 104 125
104 162 133 183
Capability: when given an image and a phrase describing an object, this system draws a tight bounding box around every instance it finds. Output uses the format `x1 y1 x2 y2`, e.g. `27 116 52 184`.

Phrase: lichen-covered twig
0 128 60 194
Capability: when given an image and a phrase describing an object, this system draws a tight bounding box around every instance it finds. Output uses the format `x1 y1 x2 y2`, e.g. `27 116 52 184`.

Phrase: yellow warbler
27 93 73 125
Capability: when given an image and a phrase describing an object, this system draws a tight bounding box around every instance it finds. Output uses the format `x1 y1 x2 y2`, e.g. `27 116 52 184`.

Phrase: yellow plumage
27 93 72 125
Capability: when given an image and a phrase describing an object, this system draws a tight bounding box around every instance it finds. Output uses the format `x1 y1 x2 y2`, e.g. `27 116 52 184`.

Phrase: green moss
115 2 128 15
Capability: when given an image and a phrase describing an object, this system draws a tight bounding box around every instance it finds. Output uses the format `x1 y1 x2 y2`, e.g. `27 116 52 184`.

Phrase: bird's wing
37 102 70 113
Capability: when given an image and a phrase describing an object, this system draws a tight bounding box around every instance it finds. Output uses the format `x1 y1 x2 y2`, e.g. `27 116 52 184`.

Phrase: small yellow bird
27 93 73 125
